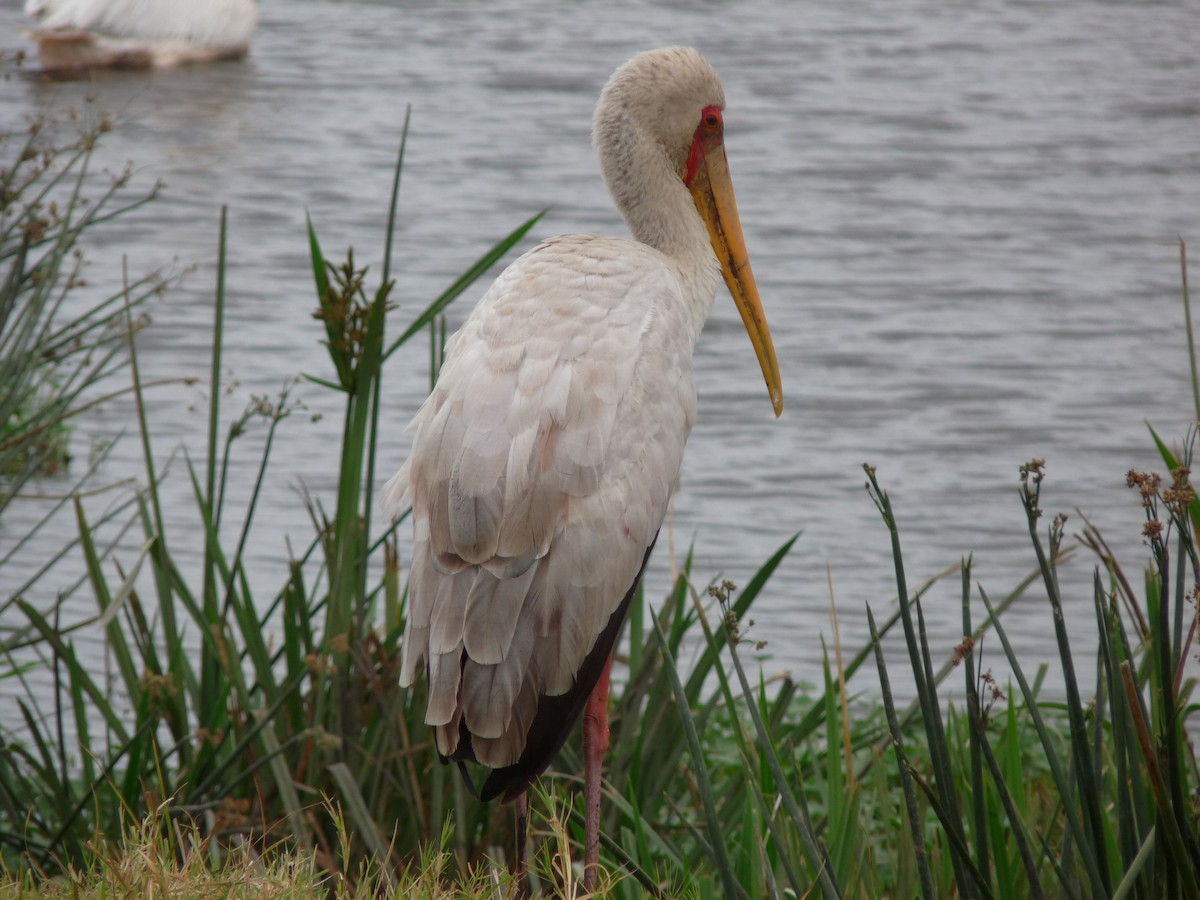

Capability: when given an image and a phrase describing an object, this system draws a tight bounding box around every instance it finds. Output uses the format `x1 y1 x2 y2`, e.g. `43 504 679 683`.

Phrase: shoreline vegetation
1 111 1197 898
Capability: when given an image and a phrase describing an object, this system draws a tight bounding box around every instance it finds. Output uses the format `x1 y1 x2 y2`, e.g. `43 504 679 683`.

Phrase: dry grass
0 799 629 900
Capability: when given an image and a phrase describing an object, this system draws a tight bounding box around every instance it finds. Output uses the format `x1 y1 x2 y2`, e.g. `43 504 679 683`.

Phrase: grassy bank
0 119 1197 898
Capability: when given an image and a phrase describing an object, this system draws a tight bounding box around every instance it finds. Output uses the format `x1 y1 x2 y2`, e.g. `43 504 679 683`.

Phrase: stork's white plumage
24 0 257 73
384 46 782 886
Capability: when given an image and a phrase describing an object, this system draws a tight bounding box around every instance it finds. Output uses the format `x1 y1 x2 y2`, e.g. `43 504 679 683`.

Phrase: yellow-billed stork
383 45 783 890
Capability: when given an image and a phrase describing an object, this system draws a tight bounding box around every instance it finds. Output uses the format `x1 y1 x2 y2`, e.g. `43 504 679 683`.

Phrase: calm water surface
2 0 1198 698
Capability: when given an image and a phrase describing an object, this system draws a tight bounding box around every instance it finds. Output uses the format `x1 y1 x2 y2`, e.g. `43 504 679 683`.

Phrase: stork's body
384 47 782 888
387 230 704 795
24 0 257 73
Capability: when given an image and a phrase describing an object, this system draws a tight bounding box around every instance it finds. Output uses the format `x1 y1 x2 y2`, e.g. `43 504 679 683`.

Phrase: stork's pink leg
582 651 614 892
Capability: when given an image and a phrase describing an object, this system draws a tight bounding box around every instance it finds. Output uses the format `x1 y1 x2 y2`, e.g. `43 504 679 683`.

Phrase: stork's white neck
596 118 722 338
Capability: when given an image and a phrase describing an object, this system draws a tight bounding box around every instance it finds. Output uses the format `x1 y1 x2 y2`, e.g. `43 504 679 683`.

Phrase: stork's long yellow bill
685 107 784 417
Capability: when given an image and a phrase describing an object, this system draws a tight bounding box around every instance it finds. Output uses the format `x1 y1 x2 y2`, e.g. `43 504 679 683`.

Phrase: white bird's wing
383 233 697 768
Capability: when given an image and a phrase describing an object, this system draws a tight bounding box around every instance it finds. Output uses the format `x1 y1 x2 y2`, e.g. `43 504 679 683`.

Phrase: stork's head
594 47 783 417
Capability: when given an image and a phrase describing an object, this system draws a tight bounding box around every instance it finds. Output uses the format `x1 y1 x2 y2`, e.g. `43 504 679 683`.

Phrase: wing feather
463 561 540 664
398 537 434 686
429 568 472 655
471 677 539 767
447 474 502 564
426 643 463 726
461 605 535 739
502 426 540 507
387 233 703 781
434 707 464 757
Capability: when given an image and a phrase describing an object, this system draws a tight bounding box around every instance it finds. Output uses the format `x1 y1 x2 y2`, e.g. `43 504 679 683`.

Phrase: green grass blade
867 603 936 900
1176 239 1199 422
1110 827 1156 900
329 762 397 887
15 600 130 743
722 609 841 898
200 209 228 729
650 610 746 900
966 678 1046 897
978 586 1109 896
864 467 973 895
960 558 991 881
682 533 797 700
72 497 139 702
380 107 411 289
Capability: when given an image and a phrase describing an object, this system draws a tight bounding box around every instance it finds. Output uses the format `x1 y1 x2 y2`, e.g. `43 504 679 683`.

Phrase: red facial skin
684 105 724 188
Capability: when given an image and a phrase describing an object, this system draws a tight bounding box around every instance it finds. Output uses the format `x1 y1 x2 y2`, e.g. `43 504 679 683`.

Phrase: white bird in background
383 46 783 891
23 0 257 75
